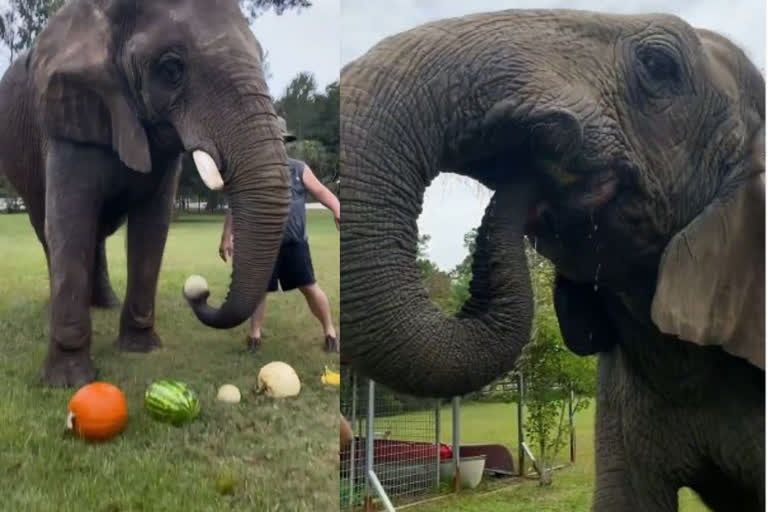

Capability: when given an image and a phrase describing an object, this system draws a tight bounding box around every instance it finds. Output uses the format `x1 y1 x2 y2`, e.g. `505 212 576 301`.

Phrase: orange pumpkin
66 382 128 441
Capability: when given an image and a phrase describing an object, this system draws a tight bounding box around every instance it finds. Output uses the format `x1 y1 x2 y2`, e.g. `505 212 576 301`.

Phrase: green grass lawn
0 210 339 511
390 402 710 512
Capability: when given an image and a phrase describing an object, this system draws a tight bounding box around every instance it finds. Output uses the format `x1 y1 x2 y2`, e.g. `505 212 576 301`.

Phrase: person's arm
302 164 340 231
219 209 234 262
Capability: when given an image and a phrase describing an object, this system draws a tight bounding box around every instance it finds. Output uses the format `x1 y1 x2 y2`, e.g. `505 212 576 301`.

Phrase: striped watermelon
144 379 201 425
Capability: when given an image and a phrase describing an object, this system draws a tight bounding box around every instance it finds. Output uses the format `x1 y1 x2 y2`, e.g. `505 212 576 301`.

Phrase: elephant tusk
192 150 224 191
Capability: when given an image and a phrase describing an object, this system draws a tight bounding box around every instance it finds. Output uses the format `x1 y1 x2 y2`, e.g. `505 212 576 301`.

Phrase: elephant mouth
528 170 619 222
526 162 621 228
521 157 634 285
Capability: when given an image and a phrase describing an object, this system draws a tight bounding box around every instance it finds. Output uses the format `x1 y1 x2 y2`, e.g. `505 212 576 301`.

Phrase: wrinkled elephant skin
340 9 764 511
0 0 291 387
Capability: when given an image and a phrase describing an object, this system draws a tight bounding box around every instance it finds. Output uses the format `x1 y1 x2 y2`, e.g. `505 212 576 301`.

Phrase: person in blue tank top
219 117 340 353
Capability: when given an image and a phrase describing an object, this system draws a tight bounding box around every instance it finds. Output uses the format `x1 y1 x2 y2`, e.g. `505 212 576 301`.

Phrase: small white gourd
217 384 241 404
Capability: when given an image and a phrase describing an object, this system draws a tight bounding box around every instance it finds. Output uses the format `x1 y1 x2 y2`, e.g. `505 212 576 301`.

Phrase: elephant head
29 0 290 328
340 9 765 396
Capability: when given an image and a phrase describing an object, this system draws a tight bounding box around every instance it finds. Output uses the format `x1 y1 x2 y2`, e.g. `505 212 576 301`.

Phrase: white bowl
439 455 487 489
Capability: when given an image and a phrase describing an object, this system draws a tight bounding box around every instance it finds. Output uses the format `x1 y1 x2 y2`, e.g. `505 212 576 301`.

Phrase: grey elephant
0 0 291 387
340 9 764 511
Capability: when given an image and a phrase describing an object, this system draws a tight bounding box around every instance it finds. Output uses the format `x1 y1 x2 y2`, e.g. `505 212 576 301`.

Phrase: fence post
365 380 375 511
517 372 525 477
435 400 441 489
348 371 358 509
365 380 395 512
452 396 461 493
569 388 575 464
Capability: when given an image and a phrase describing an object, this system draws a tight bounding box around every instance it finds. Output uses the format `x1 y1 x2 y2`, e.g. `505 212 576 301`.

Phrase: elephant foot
91 287 122 309
115 328 162 352
42 347 97 388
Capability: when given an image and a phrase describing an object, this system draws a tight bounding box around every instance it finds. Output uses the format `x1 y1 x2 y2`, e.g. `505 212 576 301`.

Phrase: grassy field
0 211 339 511
388 402 710 512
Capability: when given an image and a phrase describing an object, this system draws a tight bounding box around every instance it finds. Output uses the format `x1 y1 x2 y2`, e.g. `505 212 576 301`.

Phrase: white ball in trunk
184 275 209 300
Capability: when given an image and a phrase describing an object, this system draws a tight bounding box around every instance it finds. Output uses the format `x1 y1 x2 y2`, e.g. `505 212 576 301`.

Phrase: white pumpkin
183 275 209 300
257 362 301 398
217 384 241 404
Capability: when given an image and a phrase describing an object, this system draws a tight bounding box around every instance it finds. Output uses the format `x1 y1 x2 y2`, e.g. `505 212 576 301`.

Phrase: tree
447 227 597 483
277 72 319 140
239 0 311 21
450 227 478 307
287 139 333 184
275 72 339 191
0 5 18 63
517 239 596 485
14 0 65 50
1 0 65 63
415 234 460 314
314 81 339 150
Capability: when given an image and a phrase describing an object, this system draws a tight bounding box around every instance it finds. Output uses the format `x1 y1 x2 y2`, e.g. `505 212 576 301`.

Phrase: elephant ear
651 132 765 370
30 0 151 173
554 274 618 356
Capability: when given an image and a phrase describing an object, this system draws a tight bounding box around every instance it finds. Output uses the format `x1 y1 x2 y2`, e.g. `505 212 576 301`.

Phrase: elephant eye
635 45 683 96
639 49 677 81
155 55 185 87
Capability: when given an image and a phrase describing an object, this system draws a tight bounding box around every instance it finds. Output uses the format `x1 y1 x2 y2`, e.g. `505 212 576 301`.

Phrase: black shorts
267 240 316 292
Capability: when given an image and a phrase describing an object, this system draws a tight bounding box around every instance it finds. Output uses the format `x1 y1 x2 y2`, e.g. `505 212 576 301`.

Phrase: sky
0 0 341 98
251 0 340 98
342 0 766 270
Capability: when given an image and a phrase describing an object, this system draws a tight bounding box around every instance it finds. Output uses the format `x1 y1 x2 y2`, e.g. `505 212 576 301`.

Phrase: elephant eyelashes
154 55 185 88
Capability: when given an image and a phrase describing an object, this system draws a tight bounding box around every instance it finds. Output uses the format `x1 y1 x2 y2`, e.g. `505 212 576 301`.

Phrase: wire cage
339 365 581 510
340 365 444 510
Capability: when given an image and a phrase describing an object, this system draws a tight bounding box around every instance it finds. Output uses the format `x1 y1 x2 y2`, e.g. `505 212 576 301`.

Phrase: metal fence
340 366 443 511
340 367 580 511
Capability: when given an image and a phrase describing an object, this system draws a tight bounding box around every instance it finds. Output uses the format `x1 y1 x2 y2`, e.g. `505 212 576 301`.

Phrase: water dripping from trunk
593 263 601 292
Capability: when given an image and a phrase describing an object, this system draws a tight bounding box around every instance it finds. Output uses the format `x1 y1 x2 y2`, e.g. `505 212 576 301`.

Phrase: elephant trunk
341 98 538 397
340 14 590 397
185 110 290 329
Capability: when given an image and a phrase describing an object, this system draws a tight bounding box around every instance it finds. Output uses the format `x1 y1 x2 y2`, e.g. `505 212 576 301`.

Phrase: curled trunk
187 112 290 329
340 12 586 397
340 81 538 397
341 174 534 397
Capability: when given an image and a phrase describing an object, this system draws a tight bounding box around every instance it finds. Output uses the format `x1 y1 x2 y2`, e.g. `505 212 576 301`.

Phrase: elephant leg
114 159 181 352
26 193 52 280
42 143 102 387
592 396 637 510
592 353 678 512
91 238 121 309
